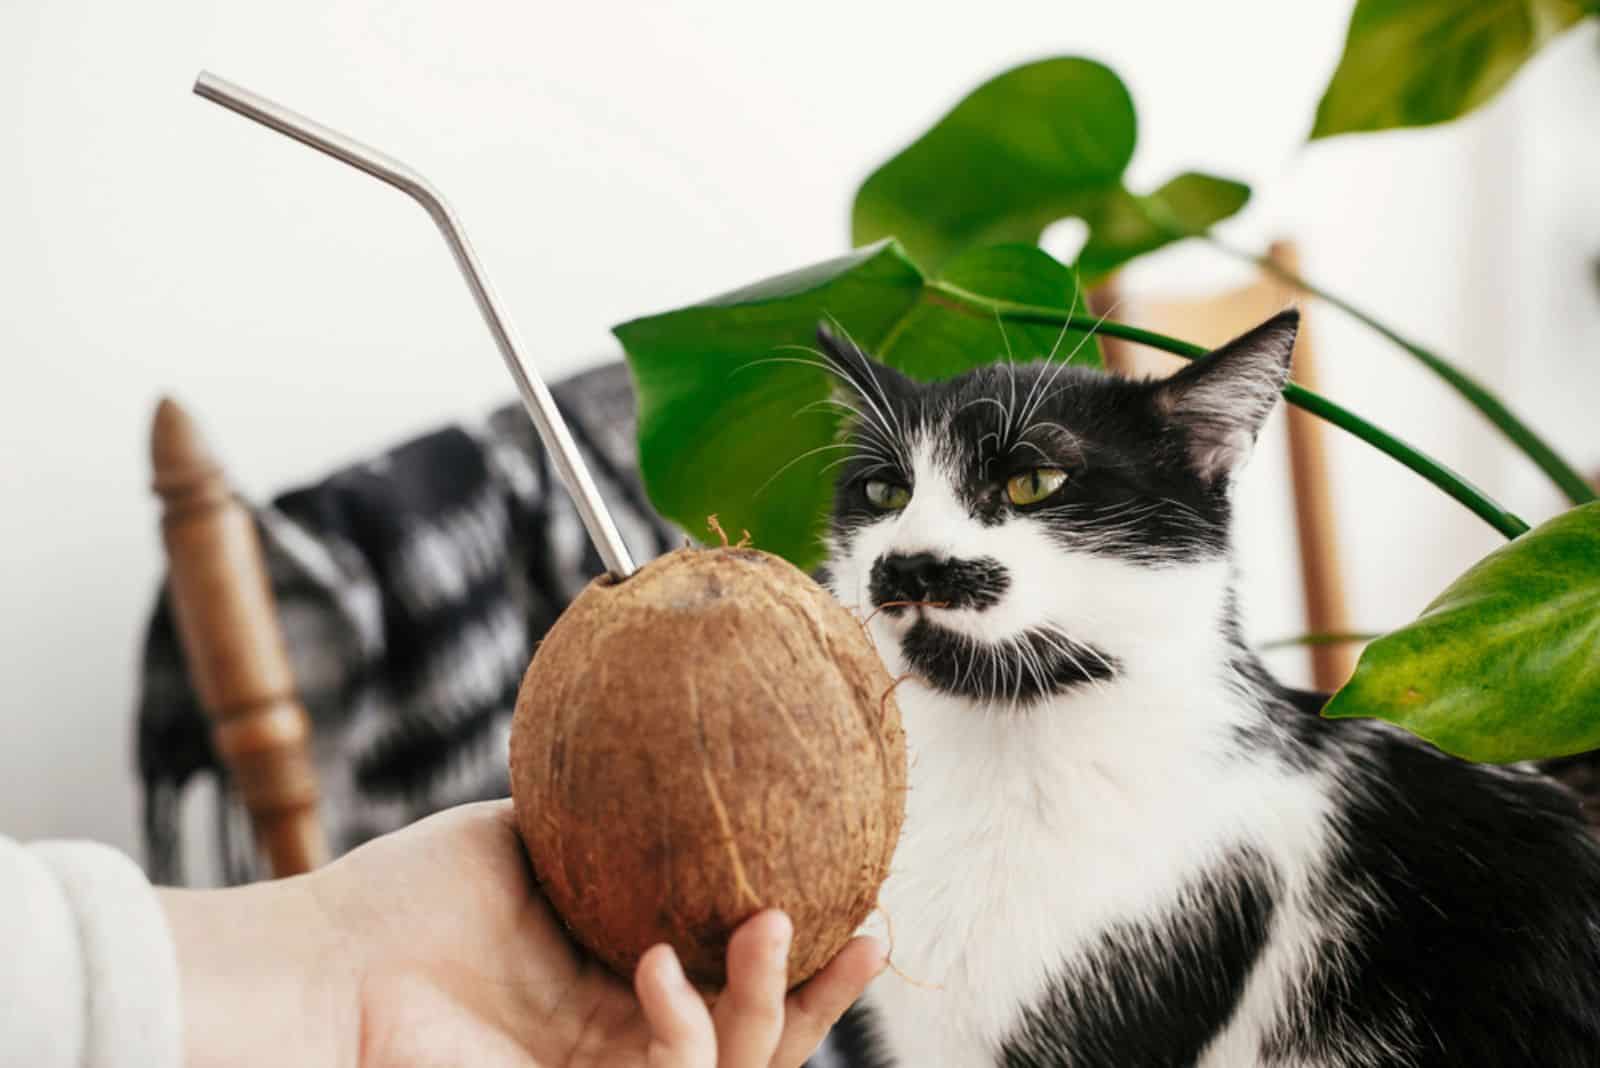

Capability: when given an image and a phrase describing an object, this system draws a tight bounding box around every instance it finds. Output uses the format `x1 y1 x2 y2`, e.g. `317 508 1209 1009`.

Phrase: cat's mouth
874 599 950 618
890 616 1118 703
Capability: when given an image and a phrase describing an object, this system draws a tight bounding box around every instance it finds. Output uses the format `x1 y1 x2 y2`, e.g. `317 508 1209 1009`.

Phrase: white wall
3 0 1597 864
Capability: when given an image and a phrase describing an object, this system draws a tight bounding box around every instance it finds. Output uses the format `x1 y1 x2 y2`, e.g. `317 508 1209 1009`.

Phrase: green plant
848 58 1248 281
614 4 1600 763
1311 0 1598 139
1325 502 1600 760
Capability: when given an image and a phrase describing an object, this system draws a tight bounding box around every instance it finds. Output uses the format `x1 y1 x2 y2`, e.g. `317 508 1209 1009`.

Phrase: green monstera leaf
1325 502 1600 762
852 57 1249 279
1076 173 1251 282
614 240 1100 570
1312 0 1592 139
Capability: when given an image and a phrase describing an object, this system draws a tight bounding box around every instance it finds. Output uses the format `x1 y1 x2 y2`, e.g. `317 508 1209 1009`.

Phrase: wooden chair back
150 398 326 878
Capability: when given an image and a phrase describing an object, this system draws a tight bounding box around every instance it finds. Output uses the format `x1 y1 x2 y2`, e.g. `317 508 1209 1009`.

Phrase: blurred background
3 0 1597 865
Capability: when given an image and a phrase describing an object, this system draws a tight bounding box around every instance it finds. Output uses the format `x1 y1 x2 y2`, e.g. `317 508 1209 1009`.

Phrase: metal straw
193 71 637 579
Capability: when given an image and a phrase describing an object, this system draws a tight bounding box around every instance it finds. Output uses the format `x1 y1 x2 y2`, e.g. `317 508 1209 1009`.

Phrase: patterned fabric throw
135 363 678 885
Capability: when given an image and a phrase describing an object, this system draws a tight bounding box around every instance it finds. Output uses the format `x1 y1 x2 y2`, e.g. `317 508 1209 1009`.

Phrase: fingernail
658 946 688 989
770 911 793 961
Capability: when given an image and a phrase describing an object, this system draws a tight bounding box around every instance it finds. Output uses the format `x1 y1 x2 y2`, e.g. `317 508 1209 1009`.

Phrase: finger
770 936 888 1068
712 910 792 1068
636 944 717 1068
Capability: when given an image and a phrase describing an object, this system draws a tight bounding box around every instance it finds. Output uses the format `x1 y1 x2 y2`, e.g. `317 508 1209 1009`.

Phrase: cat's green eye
1006 467 1068 506
864 479 911 511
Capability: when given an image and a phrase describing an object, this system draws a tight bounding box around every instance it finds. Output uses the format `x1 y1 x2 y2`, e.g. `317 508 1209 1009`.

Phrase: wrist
158 875 357 1068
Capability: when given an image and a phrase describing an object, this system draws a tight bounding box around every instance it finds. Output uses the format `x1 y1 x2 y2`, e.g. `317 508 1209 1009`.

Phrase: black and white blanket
135 362 678 885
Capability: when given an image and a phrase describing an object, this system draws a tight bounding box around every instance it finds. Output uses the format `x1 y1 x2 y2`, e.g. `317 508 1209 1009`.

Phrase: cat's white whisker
825 312 910 452
1024 420 1083 457
754 440 858 497
1018 282 1086 430
975 430 1002 476
1046 272 1084 364
792 338 908 469
1066 295 1122 366
1014 439 1055 466
994 305 1016 365
958 396 1012 419
1004 361 1020 450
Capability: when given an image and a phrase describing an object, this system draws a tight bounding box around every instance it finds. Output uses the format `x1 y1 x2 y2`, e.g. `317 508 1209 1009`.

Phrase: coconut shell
509 545 905 988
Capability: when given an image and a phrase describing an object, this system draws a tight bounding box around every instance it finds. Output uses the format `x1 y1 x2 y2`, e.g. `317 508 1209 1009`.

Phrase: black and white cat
808 311 1600 1067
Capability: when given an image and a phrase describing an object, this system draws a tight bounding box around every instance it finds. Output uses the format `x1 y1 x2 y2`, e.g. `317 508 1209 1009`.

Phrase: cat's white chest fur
820 422 1345 1065
858 668 1339 1067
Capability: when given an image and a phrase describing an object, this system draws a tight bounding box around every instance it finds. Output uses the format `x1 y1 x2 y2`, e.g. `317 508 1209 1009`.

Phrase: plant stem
1210 238 1597 507
1257 631 1382 652
926 279 1532 540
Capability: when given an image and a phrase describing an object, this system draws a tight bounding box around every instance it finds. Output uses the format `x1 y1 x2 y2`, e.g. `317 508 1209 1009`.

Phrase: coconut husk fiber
510 545 907 987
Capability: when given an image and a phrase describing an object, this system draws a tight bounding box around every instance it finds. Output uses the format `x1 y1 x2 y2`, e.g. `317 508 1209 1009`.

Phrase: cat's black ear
1153 309 1298 481
814 321 910 406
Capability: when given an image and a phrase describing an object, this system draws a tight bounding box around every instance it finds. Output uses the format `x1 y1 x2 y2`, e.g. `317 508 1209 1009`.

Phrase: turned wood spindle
150 397 327 877
1269 242 1358 692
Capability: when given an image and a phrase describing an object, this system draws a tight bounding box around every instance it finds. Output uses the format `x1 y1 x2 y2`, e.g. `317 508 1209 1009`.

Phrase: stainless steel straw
193 71 637 579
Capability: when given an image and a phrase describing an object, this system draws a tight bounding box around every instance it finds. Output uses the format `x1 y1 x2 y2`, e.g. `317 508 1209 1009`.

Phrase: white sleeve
0 835 181 1068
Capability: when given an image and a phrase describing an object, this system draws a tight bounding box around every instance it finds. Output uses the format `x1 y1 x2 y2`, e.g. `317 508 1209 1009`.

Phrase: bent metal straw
193 71 637 579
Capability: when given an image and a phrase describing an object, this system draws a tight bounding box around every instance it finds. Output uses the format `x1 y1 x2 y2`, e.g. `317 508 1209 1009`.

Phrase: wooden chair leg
150 398 326 878
1271 243 1357 692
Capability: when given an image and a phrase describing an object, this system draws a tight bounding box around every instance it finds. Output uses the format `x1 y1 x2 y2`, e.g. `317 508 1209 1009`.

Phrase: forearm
158 877 357 1068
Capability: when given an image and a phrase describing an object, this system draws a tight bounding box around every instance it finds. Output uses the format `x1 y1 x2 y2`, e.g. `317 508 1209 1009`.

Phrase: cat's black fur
809 313 1600 1067
824 700 1600 1066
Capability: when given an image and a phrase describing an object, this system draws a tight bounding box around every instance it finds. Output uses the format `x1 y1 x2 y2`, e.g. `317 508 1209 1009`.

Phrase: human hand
160 800 885 1067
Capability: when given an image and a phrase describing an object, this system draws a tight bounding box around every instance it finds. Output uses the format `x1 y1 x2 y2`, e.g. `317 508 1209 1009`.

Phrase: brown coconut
509 545 906 988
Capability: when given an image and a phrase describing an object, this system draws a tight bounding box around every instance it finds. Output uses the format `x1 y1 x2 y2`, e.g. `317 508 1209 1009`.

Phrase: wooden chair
1093 241 1357 692
150 398 326 877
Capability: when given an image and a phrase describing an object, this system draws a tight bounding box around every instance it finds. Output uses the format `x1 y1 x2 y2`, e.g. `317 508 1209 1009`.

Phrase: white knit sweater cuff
0 838 181 1068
